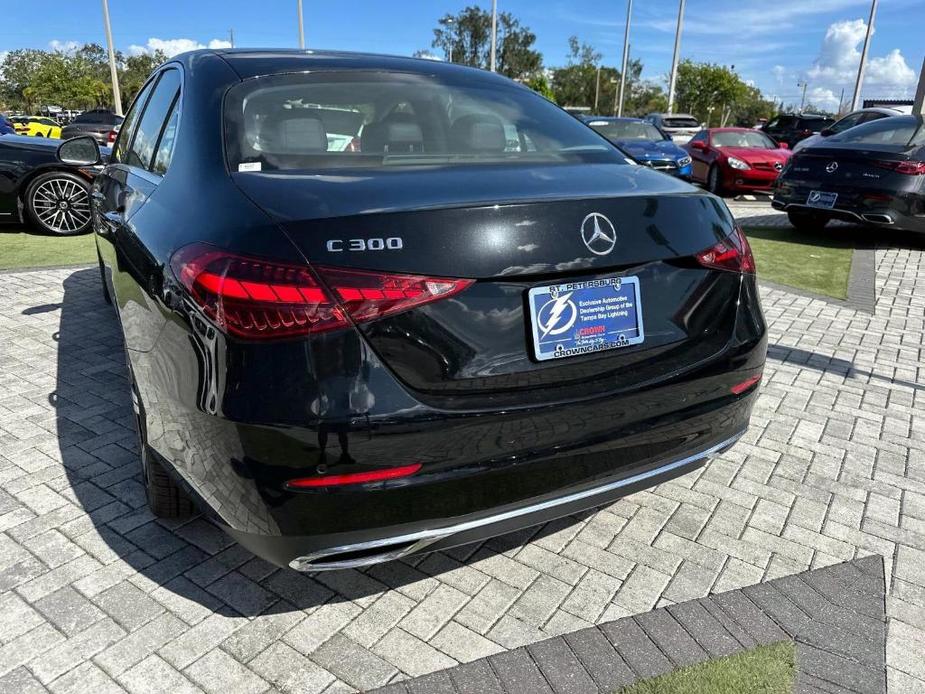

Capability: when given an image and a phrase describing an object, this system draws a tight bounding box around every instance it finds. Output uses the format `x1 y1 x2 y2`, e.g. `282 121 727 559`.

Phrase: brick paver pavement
1 204 923 692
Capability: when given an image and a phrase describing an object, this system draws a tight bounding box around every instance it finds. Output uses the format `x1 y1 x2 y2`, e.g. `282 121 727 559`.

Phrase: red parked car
685 128 791 196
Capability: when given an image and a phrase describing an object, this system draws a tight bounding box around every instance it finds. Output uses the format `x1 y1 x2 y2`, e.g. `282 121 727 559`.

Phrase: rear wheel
133 379 194 519
24 171 92 235
707 165 725 196
787 210 830 232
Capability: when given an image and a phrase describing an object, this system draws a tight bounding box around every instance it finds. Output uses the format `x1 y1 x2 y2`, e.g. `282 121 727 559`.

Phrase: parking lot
0 199 921 692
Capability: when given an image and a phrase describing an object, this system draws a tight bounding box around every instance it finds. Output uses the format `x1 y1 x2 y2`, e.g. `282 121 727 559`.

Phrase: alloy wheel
30 176 91 234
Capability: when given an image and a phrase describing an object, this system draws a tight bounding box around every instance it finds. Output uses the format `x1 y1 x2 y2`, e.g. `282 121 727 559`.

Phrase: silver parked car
791 106 913 153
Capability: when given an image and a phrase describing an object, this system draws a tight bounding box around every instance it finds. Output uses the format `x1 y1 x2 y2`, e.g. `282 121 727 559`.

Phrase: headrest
258 113 327 154
450 114 506 153
362 112 424 154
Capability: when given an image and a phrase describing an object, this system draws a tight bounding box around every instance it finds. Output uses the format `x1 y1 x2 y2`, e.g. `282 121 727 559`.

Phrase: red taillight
169 244 473 340
107 129 117 144
695 226 756 274
874 160 925 175
731 373 762 395
286 463 422 488
314 265 473 324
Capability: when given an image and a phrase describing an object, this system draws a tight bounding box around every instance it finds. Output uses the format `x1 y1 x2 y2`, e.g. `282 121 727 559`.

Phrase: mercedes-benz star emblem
826 161 839 173
581 213 617 256
774 162 783 172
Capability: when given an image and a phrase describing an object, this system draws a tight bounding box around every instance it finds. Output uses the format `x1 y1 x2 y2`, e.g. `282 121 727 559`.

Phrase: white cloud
49 40 80 53
807 86 841 110
772 65 787 84
807 19 916 93
128 37 232 58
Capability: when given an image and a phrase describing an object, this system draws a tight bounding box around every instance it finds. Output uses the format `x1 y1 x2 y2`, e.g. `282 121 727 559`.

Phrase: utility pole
838 87 845 114
594 66 601 112
228 28 235 48
297 0 305 49
618 0 632 117
489 0 498 72
798 81 807 111
851 0 878 110
611 77 619 116
666 0 685 114
914 57 925 115
100 0 123 116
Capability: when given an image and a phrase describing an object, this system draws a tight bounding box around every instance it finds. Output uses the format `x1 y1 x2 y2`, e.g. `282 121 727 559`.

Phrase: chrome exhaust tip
862 213 894 225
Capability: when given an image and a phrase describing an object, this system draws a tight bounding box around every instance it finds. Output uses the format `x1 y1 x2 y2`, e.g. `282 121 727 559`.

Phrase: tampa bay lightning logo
537 291 578 339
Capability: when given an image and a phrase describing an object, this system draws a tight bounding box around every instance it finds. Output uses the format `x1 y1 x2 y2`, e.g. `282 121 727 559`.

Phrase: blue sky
2 0 922 109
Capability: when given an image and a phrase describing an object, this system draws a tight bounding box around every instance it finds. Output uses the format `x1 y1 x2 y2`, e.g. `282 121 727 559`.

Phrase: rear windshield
799 117 834 129
662 117 700 129
588 120 665 142
712 131 777 149
73 111 118 125
224 71 624 172
829 116 925 147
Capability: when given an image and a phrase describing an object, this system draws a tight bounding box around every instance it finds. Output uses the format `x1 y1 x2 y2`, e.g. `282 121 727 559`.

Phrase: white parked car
644 113 703 144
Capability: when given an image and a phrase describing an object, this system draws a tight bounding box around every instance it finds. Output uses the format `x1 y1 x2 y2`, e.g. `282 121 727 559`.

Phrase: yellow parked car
11 116 62 138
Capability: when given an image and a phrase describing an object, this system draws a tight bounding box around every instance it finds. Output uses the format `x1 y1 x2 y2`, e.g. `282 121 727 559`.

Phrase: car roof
173 48 517 84
648 113 697 119
707 127 758 132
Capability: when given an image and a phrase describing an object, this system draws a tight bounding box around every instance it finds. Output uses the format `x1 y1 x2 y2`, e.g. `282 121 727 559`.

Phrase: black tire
707 165 725 196
97 248 112 305
24 171 92 236
787 210 830 232
133 380 194 519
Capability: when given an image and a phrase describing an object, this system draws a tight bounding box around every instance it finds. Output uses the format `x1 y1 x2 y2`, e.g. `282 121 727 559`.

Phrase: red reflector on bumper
731 374 762 395
286 463 422 488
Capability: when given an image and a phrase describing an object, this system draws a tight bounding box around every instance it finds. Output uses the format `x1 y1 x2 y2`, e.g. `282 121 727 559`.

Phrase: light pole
851 0 878 110
100 0 123 116
490 0 498 72
439 17 456 62
594 65 601 112
610 77 619 116
297 0 305 49
797 81 808 111
618 0 632 117
666 0 685 114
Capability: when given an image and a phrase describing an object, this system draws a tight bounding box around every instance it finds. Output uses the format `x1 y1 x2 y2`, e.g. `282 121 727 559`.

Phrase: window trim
113 75 158 163
149 91 181 176
119 63 184 179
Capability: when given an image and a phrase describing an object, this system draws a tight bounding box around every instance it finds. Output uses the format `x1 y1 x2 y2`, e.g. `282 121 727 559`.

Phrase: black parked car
773 115 925 232
0 133 106 234
761 113 836 149
60 108 124 145
59 49 767 571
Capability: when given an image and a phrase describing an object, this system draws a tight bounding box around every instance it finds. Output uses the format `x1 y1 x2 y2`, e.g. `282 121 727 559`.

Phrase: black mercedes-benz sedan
773 115 925 232
59 49 766 571
0 133 106 234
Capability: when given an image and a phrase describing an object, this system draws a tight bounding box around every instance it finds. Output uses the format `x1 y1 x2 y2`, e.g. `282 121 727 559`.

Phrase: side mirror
778 141 789 149
689 140 706 150
820 128 833 137
57 136 102 166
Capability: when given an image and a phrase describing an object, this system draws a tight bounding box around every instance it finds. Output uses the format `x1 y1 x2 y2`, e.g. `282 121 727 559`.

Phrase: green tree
526 74 555 102
121 51 168 104
432 6 542 80
673 60 778 127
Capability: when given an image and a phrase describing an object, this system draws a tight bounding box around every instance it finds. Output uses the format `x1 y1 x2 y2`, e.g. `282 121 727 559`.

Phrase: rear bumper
234 429 746 571
773 183 925 232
